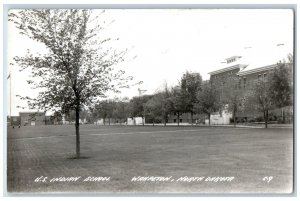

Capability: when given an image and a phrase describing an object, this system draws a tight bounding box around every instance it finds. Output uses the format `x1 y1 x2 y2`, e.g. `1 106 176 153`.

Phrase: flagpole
9 70 12 118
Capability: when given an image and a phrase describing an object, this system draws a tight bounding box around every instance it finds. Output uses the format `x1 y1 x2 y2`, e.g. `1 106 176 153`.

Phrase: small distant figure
18 124 21 128
12 125 14 129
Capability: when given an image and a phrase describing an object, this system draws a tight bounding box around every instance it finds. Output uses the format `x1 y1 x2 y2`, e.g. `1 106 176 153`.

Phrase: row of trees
88 71 204 126
89 61 292 129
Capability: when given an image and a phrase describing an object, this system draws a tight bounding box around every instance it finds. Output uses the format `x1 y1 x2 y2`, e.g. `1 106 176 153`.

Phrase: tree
159 86 173 126
180 72 202 125
170 86 189 126
269 62 293 123
128 95 152 125
144 97 161 126
66 108 90 123
94 100 115 125
10 10 134 158
249 78 274 128
143 86 173 126
112 97 129 125
195 82 220 126
222 76 244 127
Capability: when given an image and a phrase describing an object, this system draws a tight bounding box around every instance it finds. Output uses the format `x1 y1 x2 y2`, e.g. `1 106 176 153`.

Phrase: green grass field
7 125 293 194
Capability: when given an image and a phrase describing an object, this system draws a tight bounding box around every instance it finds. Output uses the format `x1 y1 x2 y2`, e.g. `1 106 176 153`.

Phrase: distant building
127 117 144 125
167 113 205 125
19 112 46 126
9 116 21 127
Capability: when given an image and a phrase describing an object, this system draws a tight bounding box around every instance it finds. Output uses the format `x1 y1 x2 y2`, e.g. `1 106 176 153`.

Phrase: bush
255 116 264 122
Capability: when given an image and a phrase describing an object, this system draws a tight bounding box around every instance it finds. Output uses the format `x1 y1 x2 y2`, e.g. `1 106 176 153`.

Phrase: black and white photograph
5 7 294 195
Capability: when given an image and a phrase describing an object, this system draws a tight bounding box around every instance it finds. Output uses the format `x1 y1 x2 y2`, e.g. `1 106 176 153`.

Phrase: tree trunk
164 118 167 126
142 117 144 126
75 105 80 158
282 108 286 124
208 113 211 126
103 118 106 125
233 107 236 128
191 112 193 126
177 113 180 126
264 110 268 128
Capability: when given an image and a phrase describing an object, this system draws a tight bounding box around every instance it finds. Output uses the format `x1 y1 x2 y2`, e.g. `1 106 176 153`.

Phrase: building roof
208 64 246 75
237 64 278 76
209 44 292 77
237 44 291 75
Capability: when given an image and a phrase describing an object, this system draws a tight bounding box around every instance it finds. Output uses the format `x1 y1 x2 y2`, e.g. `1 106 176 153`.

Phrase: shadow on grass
67 156 90 160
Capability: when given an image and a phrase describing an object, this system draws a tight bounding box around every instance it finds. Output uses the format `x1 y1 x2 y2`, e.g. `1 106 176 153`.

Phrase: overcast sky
7 9 294 116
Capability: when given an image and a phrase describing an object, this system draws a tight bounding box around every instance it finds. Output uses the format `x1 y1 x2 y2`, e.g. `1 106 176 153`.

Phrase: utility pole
138 88 147 96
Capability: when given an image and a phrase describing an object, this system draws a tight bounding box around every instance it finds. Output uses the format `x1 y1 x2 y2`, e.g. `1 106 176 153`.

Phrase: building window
258 74 262 79
263 73 267 79
174 119 176 123
180 119 183 123
243 77 247 88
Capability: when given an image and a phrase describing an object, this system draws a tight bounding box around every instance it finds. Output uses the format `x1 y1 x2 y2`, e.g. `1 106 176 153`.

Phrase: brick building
208 45 293 123
9 116 21 127
20 112 46 126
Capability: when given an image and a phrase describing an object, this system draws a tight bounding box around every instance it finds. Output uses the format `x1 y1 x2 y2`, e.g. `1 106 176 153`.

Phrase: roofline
208 64 243 75
225 55 241 60
237 64 278 76
19 111 45 114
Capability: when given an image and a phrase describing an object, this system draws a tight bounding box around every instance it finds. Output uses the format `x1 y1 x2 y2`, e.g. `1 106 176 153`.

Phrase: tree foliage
170 86 190 126
128 95 152 125
248 78 274 128
144 87 173 125
195 82 220 126
180 72 202 124
269 63 292 108
112 97 129 124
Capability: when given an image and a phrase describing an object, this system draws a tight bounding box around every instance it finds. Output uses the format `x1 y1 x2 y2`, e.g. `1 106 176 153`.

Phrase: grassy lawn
7 125 293 194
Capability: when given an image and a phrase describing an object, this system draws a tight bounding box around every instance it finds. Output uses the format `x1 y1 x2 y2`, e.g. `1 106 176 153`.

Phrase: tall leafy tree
195 82 220 126
112 97 129 125
128 95 152 125
170 86 189 126
249 78 274 128
160 86 173 126
10 9 134 158
269 62 293 123
144 96 161 125
143 86 173 126
180 72 202 125
94 100 115 125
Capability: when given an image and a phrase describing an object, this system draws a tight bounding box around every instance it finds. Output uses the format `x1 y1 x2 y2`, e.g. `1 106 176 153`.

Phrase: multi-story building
208 45 293 124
